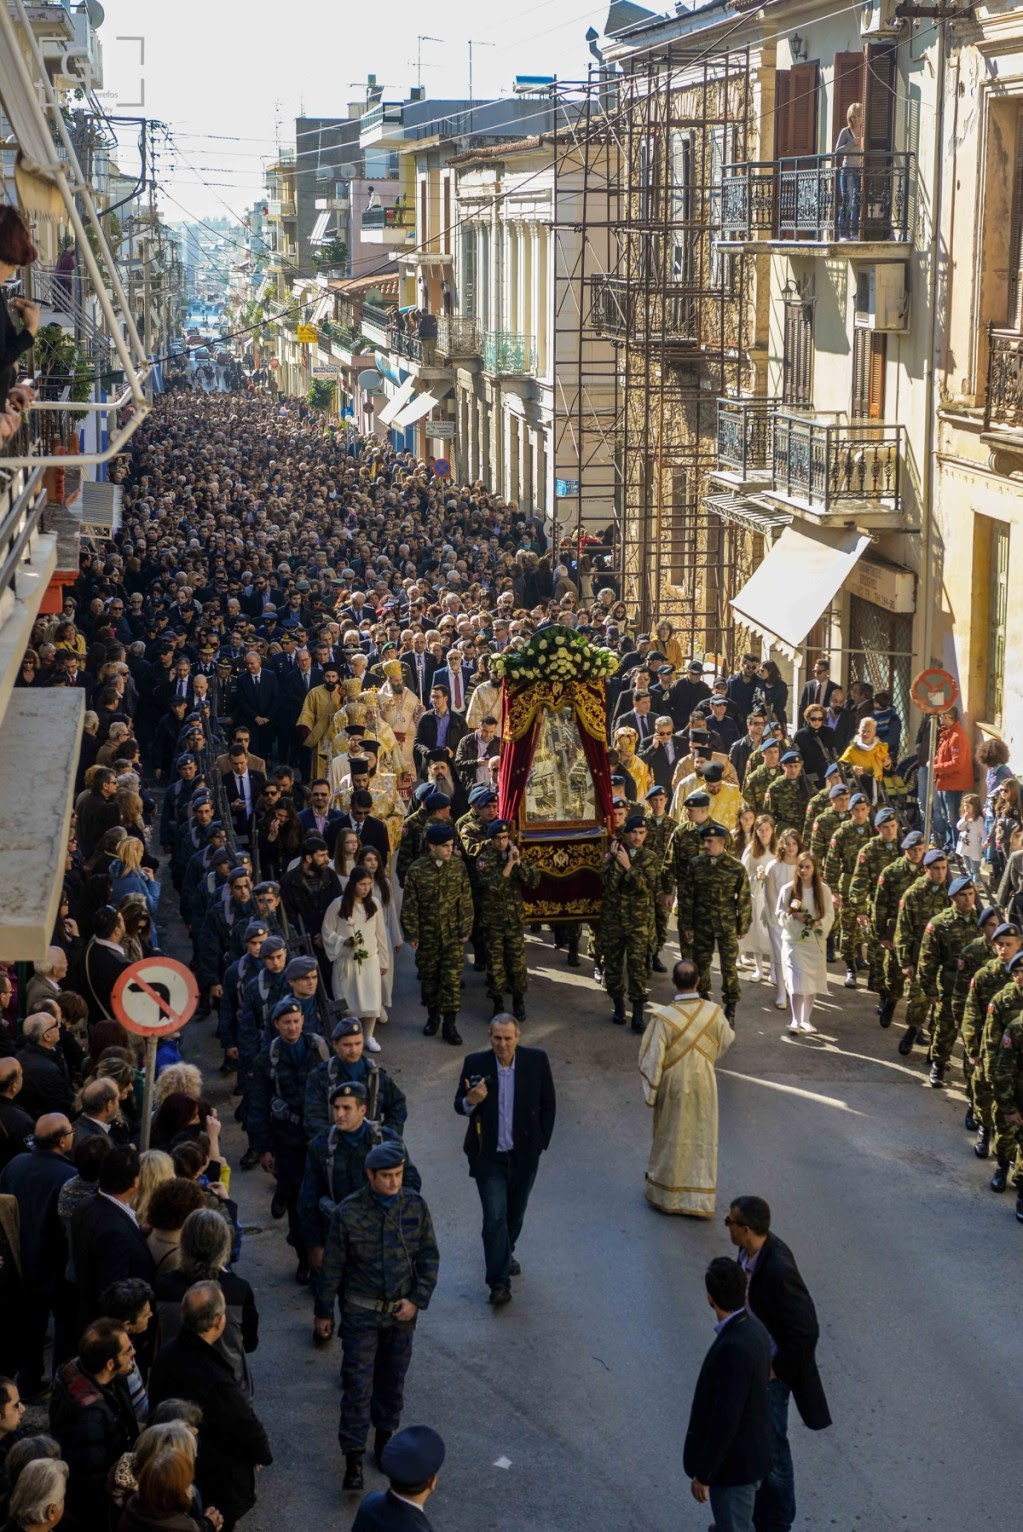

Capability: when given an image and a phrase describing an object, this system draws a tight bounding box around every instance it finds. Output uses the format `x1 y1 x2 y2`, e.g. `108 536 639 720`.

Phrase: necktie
304 672 310 690
452 671 462 710
817 682 825 705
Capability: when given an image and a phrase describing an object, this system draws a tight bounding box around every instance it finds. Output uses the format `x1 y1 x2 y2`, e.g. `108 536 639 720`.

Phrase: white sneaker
799 1020 817 1034
364 1035 382 1053
787 1020 800 1033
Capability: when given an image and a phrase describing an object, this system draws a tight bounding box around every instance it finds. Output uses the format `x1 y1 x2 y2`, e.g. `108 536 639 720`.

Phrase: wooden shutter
775 70 792 158
863 42 897 151
868 333 887 419
832 52 865 150
1008 114 1023 326
783 301 813 407
852 328 886 419
787 63 820 158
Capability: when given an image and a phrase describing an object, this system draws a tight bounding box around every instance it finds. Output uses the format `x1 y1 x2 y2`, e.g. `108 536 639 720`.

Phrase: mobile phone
469 1075 484 1088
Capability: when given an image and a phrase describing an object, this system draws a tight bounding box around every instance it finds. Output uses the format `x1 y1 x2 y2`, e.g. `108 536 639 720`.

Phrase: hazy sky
95 0 613 220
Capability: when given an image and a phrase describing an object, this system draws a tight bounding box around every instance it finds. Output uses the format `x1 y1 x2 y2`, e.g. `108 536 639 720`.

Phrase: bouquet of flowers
349 929 370 967
490 624 620 686
789 899 821 941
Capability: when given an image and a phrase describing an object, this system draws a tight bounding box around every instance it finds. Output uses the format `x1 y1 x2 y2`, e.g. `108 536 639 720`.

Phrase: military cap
190 790 212 806
380 1425 445 1483
993 921 1021 940
701 820 728 839
424 791 451 812
208 821 224 834
609 773 626 786
487 819 512 838
702 763 723 783
259 935 287 957
761 738 781 753
467 784 491 805
645 784 667 799
1008 950 1023 974
849 793 868 808
824 763 841 778
922 849 947 867
874 808 895 826
781 751 801 765
900 830 924 849
331 1017 363 1041
329 1080 368 1104
624 812 646 831
176 753 196 767
709 695 728 706
211 848 232 868
227 865 250 883
413 781 434 803
243 921 270 943
611 796 628 809
948 875 974 896
426 822 455 845
254 880 280 895
686 661 704 674
426 748 450 763
657 664 676 675
365 1140 407 1170
262 605 278 618
978 905 1001 928
285 955 318 979
685 790 711 807
829 783 849 800
271 997 303 1022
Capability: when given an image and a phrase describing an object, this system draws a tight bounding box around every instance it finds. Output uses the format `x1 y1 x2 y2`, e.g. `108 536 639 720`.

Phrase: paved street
179 925 1023 1531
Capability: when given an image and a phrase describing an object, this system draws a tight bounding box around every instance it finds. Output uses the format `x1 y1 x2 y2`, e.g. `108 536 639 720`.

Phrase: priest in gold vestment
638 958 733 1217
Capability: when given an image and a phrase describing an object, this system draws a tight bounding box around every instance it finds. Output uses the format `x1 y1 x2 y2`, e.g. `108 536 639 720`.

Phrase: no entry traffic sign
910 667 960 715
112 957 199 1038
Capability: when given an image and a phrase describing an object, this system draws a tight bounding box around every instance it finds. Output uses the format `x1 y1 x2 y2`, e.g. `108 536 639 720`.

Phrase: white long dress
321 895 389 1015
379 890 403 1009
740 848 774 957
775 881 836 997
638 997 734 1217
764 857 799 988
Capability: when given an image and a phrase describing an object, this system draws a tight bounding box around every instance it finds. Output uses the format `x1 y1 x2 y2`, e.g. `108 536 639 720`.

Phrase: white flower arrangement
491 624 619 685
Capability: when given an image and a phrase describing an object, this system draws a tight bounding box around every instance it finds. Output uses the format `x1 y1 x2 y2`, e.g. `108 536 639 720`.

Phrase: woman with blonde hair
110 837 160 922
154 1063 203 1111
134 1149 175 1228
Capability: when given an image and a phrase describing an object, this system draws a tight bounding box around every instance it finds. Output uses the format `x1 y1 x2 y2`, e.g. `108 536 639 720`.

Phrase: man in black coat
683 1257 773 1532
413 684 467 778
0 1057 33 1171
338 790 390 863
640 716 687 793
0 1112 75 1398
49 1317 139 1526
70 1144 155 1328
76 767 121 858
233 650 279 760
454 1014 556 1307
149 1281 272 1531
298 778 346 854
727 1195 831 1532
73 905 132 1025
798 658 840 716
16 1014 75 1119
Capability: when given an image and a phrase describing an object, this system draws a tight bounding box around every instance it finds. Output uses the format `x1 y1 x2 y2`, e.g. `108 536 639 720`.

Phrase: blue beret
685 790 710 807
611 796 628 808
487 819 511 838
848 793 865 808
900 830 924 848
271 997 303 1022
380 1424 445 1483
701 821 728 839
781 751 800 765
467 784 492 805
922 849 947 867
948 875 974 896
285 955 317 978
254 880 280 895
824 763 840 778
1008 949 1023 973
426 822 455 844
176 753 196 767
874 808 895 826
413 781 434 803
365 1140 407 1170
829 783 849 799
329 1080 367 1103
259 936 287 957
645 784 667 799
243 921 270 942
331 1017 363 1040
211 848 232 867
228 865 250 882
624 812 646 831
978 905 1000 928
993 921 1021 939
424 791 450 811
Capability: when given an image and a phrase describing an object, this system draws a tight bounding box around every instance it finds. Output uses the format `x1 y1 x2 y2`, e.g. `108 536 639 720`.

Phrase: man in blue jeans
727 1196 832 1532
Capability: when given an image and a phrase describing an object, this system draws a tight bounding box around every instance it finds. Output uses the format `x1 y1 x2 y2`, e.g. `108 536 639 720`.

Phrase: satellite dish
357 369 383 394
84 0 106 27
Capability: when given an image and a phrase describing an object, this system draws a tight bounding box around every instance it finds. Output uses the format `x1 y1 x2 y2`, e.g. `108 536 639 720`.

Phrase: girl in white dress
764 827 802 1009
357 846 402 1019
732 806 756 969
776 851 836 1035
333 830 361 883
740 814 777 981
321 868 389 1053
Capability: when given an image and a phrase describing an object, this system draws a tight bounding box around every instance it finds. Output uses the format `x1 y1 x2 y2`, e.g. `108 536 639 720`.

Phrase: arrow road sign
111 957 199 1038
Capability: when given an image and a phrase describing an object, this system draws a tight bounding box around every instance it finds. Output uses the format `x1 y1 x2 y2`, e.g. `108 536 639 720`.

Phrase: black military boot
724 1001 736 1024
566 932 580 967
422 1013 440 1037
512 994 526 1022
611 999 626 1026
974 1125 991 1158
897 1025 917 1056
1016 1192 1023 1224
826 936 837 963
343 1452 364 1491
990 1159 1010 1193
442 1013 462 1046
374 1429 392 1468
928 1060 945 1088
878 997 895 1029
844 967 857 989
489 994 504 1019
964 1104 977 1131
651 951 667 973
631 1000 646 1034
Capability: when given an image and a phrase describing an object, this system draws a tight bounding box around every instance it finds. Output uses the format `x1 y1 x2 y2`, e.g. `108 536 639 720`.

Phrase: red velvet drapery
497 679 612 826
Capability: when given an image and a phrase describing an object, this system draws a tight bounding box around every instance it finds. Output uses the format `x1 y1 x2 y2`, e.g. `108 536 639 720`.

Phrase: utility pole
416 35 443 89
468 39 494 109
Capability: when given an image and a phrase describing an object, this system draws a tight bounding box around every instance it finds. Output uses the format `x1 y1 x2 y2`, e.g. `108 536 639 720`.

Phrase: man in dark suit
298 778 345 854
353 1424 445 1531
221 743 268 840
233 650 279 760
413 684 467 778
616 689 656 746
798 658 840 716
431 647 473 715
683 1256 773 1532
70 1144 156 1327
640 716 686 792
405 639 437 704
339 790 390 862
454 1014 556 1307
72 1078 120 1147
275 646 316 766
727 1195 832 1532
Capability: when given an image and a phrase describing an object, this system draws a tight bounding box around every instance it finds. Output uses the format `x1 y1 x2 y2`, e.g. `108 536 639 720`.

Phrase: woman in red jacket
932 706 974 853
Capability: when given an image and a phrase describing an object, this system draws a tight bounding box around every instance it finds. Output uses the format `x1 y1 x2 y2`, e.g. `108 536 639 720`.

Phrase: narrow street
180 920 1023 1531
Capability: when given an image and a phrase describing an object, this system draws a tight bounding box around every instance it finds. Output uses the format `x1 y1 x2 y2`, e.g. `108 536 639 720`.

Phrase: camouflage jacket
745 763 782 816
643 812 679 867
395 806 428 887
871 855 922 943
399 854 473 944
664 821 704 894
981 982 1023 1084
455 810 490 881
317 1183 439 1320
601 845 659 925
848 836 900 918
809 807 848 865
299 1123 421 1264
824 820 876 895
475 843 540 919
953 935 993 1009
803 786 832 842
963 956 1015 1059
894 876 951 970
678 852 752 938
763 776 812 835
916 906 976 1000
991 1008 1023 1116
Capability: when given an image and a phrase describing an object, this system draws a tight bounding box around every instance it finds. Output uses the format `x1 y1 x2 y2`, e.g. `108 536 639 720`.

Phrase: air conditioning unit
854 264 909 332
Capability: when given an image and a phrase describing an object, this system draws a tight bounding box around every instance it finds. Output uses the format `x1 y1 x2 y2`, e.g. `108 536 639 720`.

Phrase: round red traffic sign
910 667 960 715
111 958 199 1038
432 459 451 478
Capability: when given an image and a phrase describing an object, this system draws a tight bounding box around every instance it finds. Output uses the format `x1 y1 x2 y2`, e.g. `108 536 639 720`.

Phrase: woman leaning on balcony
834 102 863 240
0 205 40 436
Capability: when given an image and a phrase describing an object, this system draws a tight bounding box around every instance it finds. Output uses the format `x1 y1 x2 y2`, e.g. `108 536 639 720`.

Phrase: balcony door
775 63 819 238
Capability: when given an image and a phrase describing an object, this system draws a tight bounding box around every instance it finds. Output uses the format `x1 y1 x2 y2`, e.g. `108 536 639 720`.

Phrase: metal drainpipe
920 17 948 676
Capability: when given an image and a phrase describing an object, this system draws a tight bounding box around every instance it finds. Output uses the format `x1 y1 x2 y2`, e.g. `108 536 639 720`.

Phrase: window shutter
832 52 865 150
863 42 896 152
787 63 820 159
775 70 792 158
868 333 887 420
1008 113 1023 326
852 326 870 419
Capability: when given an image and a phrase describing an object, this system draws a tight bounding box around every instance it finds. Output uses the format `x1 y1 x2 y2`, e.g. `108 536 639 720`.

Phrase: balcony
483 330 536 376
361 204 415 244
716 397 781 482
437 315 481 358
388 325 422 363
768 413 904 521
362 301 393 337
984 328 1023 435
266 198 296 220
589 275 698 348
718 153 914 251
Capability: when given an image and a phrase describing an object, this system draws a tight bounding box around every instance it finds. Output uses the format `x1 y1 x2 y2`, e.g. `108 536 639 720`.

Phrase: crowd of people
0 363 1020 1532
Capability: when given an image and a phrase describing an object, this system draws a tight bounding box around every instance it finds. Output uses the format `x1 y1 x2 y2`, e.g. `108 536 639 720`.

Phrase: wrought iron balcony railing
361 204 414 231
716 396 781 478
388 324 422 362
771 413 903 514
984 327 1023 432
361 301 392 332
483 330 536 375
589 275 698 344
436 315 482 357
719 153 914 244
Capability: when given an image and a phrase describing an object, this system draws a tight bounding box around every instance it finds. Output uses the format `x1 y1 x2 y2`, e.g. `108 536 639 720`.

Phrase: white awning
393 389 441 429
309 211 333 245
378 374 417 427
730 523 872 661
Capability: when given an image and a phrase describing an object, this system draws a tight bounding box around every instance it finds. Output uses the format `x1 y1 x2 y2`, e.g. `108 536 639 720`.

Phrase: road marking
719 1069 866 1114
493 1456 512 1469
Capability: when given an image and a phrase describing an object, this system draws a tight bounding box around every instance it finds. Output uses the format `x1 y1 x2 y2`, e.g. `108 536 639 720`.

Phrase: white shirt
234 770 252 814
99 1191 139 1227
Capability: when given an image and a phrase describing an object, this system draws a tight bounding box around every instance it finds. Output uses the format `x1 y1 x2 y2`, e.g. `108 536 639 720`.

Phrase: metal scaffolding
552 48 758 658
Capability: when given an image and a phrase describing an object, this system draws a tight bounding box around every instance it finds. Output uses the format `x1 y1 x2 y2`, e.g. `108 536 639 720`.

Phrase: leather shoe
422 1014 440 1037
489 1286 512 1306
343 1453 364 1492
652 954 667 973
509 1258 521 1276
897 1026 917 1056
270 1188 287 1220
374 1429 392 1468
964 1105 977 1131
991 1161 1010 1193
928 1061 945 1088
240 1146 260 1170
974 1126 991 1159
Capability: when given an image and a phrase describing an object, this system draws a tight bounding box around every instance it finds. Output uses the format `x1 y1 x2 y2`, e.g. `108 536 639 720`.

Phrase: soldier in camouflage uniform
915 875 978 1087
980 962 1023 1193
802 763 842 842
396 789 452 888
601 813 660 1031
456 786 501 973
664 789 713 959
990 953 1023 1220
475 819 540 1021
303 1017 407 1142
678 821 753 1022
871 830 926 1026
893 849 950 1056
808 780 850 864
315 1138 439 1491
848 807 901 1004
744 740 783 815
643 784 678 971
763 751 813 834
953 905 1001 1128
399 822 473 1046
823 793 876 986
962 921 1022 1158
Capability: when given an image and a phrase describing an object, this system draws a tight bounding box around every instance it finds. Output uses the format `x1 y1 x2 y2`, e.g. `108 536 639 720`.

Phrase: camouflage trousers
929 997 964 1069
693 926 740 1007
904 984 935 1037
415 945 464 1014
835 898 862 967
603 924 650 1003
484 923 528 1000
882 949 905 1002
337 1308 417 1452
972 1072 1017 1162
654 896 670 954
864 924 886 995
